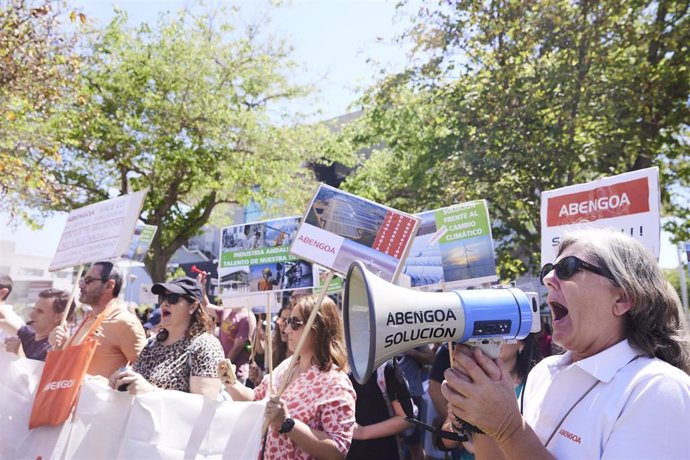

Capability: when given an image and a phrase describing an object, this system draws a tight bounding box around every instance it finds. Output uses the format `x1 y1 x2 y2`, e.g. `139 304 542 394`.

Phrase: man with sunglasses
441 229 690 459
49 261 146 378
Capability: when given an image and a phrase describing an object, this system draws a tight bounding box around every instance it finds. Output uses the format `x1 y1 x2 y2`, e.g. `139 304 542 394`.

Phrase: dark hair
187 300 215 338
93 261 123 297
272 304 291 368
515 333 541 384
291 295 348 372
0 274 13 301
559 229 690 374
38 288 76 322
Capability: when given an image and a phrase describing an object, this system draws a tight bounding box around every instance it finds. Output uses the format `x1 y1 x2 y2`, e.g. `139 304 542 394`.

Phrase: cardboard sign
403 200 498 289
290 184 420 282
540 168 660 264
218 216 315 296
49 192 147 271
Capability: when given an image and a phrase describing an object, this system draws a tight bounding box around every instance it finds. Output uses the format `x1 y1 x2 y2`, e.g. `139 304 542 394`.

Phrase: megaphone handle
472 341 501 360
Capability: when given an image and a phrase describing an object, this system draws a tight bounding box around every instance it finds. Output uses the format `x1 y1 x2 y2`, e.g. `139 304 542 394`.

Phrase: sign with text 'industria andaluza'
218 216 315 296
540 167 660 265
290 184 421 283
49 192 147 271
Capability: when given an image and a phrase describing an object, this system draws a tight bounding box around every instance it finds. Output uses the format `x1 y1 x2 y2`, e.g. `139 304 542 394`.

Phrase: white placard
49 192 147 271
540 168 660 264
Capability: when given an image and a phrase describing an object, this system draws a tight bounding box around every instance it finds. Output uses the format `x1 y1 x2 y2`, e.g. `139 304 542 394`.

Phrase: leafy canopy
52 6 352 281
344 0 690 280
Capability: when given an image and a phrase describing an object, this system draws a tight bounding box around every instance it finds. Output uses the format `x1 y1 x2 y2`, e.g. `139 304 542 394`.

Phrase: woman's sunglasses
540 256 616 285
285 316 304 330
158 293 194 305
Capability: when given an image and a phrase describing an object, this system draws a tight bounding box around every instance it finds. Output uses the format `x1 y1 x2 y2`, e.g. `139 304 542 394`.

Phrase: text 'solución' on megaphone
344 261 540 384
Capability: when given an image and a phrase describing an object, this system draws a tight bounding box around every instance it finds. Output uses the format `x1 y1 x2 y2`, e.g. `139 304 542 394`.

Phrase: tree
343 0 690 280
50 7 352 281
0 0 83 226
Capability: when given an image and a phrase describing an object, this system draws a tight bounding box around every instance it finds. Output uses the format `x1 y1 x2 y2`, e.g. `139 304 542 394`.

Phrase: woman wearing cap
109 277 224 398
222 295 356 460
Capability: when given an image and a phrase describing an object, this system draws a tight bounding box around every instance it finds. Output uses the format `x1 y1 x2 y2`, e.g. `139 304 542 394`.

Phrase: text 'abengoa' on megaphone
344 261 540 384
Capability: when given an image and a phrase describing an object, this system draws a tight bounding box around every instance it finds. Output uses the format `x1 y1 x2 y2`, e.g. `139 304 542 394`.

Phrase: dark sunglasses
158 293 194 305
540 256 616 285
81 275 106 285
285 316 304 330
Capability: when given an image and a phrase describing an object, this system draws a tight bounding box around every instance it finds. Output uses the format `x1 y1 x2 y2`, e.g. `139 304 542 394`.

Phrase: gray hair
558 228 690 374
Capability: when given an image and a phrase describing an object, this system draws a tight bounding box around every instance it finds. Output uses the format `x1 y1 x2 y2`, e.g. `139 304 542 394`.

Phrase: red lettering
546 177 649 227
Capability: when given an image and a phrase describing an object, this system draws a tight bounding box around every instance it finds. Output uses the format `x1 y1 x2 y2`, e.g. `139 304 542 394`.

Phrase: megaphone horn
344 261 539 384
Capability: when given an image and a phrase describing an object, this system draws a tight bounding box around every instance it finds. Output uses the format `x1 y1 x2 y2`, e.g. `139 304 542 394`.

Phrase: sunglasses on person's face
81 275 106 285
285 316 304 330
540 255 616 285
158 293 194 305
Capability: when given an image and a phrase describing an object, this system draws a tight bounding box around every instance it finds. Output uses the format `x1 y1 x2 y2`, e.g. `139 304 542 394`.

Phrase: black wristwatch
278 417 295 435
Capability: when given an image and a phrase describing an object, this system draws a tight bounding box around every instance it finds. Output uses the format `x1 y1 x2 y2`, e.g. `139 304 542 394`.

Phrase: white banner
0 352 264 459
540 168 660 265
50 192 147 271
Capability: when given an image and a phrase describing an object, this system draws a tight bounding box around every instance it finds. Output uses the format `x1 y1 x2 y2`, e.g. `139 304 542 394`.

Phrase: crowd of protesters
2 228 689 459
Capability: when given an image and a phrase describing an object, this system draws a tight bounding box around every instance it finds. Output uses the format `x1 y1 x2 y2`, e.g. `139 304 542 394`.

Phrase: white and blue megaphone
344 261 540 384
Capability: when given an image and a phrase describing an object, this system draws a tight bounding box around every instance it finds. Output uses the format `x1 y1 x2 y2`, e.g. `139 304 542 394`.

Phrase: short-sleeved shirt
17 325 51 361
218 308 252 380
347 361 407 460
133 332 224 392
523 339 690 459
254 359 356 460
72 302 147 378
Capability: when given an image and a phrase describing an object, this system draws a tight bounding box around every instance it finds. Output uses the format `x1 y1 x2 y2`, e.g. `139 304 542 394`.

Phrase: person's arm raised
0 305 23 336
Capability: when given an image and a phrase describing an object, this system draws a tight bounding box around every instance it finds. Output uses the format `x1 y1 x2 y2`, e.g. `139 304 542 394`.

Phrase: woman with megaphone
440 229 690 460
433 334 540 458
221 294 356 459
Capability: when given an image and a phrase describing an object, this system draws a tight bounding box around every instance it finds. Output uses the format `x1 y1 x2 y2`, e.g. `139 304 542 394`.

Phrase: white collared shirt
523 340 690 459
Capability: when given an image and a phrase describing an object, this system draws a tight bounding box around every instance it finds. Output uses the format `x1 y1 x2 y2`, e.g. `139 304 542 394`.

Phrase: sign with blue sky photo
402 200 498 289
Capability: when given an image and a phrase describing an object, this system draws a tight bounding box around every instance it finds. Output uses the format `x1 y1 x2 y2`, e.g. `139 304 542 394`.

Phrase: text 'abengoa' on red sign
546 177 650 227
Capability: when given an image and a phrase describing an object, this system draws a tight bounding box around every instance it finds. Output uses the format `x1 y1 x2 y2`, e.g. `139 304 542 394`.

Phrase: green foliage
0 0 83 226
49 6 349 281
344 0 690 280
663 266 689 304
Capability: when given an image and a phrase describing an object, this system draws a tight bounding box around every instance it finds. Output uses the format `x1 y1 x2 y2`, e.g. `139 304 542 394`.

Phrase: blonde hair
558 229 690 374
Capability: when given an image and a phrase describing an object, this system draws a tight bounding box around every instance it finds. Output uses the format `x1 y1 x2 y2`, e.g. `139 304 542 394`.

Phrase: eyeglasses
285 316 304 330
540 256 616 285
81 276 106 285
158 293 194 305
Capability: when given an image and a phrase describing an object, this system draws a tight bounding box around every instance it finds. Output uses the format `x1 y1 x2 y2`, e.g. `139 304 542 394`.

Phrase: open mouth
161 310 172 318
550 301 569 321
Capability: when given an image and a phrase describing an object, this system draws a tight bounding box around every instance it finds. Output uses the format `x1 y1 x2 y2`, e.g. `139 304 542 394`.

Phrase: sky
0 0 685 269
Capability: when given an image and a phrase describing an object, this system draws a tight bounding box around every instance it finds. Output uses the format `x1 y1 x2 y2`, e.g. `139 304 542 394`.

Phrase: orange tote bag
29 313 105 429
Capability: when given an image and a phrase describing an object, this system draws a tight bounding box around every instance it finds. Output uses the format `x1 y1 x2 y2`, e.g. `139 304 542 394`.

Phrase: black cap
151 277 203 302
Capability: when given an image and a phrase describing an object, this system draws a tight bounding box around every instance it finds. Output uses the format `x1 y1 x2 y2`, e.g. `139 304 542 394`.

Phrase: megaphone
344 261 540 384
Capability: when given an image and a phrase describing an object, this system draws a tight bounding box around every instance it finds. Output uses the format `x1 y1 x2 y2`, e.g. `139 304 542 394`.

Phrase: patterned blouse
254 358 356 459
133 332 224 393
